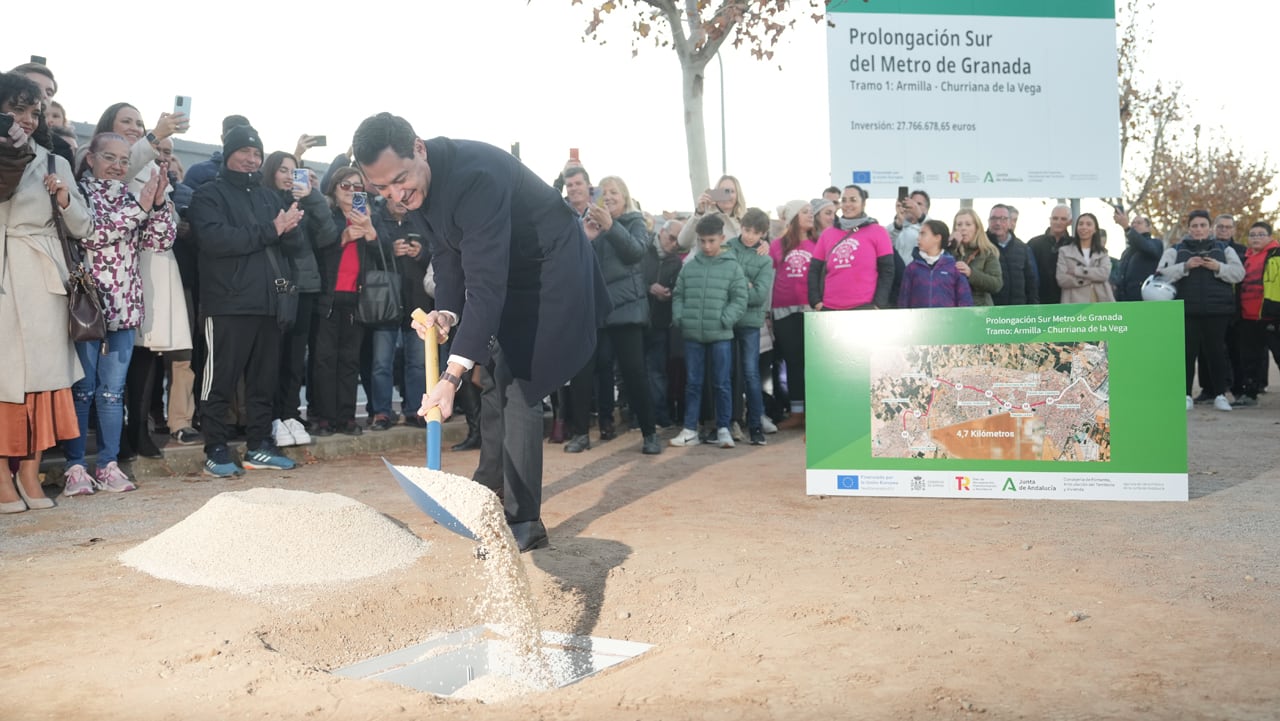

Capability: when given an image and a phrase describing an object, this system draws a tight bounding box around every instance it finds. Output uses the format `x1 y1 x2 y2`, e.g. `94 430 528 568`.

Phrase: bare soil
1 403 1277 720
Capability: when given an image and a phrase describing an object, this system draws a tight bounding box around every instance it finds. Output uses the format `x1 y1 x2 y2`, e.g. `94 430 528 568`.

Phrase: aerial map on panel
870 342 1110 462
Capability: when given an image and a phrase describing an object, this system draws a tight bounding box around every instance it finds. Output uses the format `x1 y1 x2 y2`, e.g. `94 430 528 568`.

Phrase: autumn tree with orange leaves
1112 0 1277 241
566 0 826 203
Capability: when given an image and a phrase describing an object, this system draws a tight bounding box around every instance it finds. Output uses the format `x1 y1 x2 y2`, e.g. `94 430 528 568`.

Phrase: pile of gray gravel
119 488 427 595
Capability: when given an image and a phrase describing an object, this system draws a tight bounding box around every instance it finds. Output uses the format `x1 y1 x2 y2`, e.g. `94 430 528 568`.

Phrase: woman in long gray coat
0 73 92 513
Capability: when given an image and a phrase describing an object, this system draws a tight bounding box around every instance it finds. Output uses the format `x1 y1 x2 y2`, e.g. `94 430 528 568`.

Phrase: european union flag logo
852 171 871 184
837 475 860 490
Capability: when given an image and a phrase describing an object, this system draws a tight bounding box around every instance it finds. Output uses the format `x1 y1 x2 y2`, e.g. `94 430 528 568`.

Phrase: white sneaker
716 427 735 448
63 464 95 497
1186 395 1193 411
730 422 744 442
272 418 297 447
1213 395 1233 412
670 428 700 447
761 416 778 434
93 462 136 493
283 418 311 445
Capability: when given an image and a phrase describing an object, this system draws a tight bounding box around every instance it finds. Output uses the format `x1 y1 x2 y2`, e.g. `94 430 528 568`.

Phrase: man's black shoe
564 434 591 453
451 431 481 451
510 519 549 553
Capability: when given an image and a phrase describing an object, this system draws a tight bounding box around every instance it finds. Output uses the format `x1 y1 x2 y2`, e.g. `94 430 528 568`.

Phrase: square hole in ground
333 625 653 701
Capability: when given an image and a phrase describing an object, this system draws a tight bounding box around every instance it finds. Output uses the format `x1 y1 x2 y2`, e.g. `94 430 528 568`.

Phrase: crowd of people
3 60 1277 519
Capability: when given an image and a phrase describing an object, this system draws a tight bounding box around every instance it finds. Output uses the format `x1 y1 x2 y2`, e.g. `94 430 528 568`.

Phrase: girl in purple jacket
899 220 973 309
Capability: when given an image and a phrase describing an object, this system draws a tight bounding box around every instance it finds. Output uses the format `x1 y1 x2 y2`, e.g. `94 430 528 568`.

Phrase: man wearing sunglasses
354 112 611 552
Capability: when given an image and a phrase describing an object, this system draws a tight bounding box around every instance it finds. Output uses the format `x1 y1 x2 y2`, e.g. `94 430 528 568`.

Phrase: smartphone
30 55 47 65
590 187 604 206
1112 202 1125 213
173 95 192 123
710 187 733 202
292 168 310 193
897 185 910 202
0 114 13 136
351 191 369 215
569 147 580 162
310 135 327 147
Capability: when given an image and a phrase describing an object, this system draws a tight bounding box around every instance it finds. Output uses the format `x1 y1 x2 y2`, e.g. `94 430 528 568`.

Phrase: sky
10 0 1275 241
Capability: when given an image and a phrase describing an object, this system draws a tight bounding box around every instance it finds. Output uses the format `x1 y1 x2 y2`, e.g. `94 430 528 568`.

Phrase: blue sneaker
204 445 244 478
243 445 295 471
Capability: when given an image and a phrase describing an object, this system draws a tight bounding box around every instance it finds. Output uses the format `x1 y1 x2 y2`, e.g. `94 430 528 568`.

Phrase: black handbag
49 156 108 351
355 237 402 326
264 245 299 332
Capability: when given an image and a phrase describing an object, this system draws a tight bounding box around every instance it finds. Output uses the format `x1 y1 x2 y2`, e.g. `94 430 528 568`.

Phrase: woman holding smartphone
60 132 177 496
677 175 747 256
262 151 338 446
573 175 662 455
90 102 193 459
310 167 375 436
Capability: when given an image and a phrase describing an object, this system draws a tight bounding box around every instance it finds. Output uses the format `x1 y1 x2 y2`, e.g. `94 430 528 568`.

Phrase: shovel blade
383 458 477 542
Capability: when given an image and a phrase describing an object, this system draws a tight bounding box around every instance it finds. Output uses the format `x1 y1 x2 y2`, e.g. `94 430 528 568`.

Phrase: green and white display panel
826 0 1120 198
806 302 1188 501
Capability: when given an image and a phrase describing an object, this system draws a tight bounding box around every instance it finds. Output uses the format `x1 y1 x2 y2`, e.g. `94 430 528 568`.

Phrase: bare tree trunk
681 60 711 204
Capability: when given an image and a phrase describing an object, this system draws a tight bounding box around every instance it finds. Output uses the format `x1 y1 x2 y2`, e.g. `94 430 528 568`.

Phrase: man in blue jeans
727 208 776 446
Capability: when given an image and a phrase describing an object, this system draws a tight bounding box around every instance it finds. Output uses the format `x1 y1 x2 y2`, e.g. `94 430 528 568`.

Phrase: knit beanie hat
810 198 834 217
778 199 809 227
222 124 263 160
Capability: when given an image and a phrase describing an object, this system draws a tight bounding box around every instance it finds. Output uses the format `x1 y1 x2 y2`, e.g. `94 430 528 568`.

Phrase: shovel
381 308 478 542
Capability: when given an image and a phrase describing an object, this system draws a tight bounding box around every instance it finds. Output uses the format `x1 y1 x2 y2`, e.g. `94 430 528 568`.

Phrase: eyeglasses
338 181 365 192
1248 232 1270 238
95 152 129 167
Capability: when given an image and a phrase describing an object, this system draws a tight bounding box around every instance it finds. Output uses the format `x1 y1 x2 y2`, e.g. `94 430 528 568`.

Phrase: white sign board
826 0 1120 199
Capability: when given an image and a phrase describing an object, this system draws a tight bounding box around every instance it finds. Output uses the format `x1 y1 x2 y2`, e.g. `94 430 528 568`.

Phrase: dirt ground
2 401 1277 721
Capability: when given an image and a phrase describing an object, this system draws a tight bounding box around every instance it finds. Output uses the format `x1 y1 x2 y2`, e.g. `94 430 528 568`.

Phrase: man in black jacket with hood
188 125 305 478
354 112 610 552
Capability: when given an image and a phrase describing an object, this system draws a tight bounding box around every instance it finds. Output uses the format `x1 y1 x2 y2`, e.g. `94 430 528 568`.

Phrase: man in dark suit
353 112 610 552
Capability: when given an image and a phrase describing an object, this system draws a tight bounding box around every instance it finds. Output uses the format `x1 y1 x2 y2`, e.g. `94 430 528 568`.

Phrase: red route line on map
899 378 1050 430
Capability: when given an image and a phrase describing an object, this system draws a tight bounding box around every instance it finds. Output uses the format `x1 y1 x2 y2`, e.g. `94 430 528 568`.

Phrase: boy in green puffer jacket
671 215 748 449
727 208 776 446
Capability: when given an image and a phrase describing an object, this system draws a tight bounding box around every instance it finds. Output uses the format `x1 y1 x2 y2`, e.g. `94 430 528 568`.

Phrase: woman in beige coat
0 73 92 512
1057 212 1116 304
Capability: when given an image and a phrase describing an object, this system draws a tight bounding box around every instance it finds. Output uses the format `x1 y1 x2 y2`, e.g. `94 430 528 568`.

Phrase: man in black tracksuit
188 125 305 477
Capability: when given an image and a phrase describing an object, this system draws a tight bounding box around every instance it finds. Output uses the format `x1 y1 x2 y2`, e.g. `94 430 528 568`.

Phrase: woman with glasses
0 73 92 513
59 133 177 497
89 102 193 460
310 167 375 436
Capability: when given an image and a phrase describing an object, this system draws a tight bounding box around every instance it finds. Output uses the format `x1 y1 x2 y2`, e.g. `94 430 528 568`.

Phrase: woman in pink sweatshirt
769 200 818 429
